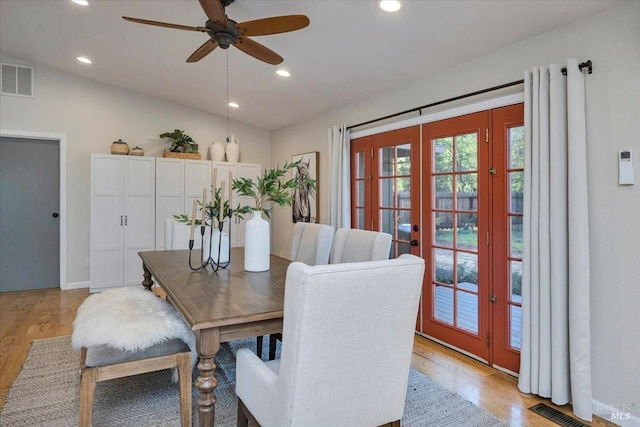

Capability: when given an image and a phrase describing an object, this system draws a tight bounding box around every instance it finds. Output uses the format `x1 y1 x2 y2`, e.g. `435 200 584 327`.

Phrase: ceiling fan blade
233 37 283 65
187 39 219 63
238 15 310 37
123 16 207 33
199 0 227 27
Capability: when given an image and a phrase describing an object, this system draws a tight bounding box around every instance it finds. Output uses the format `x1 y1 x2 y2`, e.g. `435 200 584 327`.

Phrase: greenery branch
232 158 317 219
173 188 231 226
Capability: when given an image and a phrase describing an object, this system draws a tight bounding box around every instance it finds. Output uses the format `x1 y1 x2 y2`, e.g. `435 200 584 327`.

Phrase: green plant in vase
160 129 199 154
232 158 317 218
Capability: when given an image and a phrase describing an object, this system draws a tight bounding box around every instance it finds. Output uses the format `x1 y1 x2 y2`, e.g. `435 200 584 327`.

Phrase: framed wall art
291 151 318 223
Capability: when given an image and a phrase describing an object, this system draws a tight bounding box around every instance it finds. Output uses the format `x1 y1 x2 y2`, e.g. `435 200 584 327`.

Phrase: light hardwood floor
0 288 615 426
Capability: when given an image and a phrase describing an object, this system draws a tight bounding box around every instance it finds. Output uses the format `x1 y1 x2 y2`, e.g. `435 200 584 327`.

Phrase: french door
351 105 524 373
351 126 421 258
421 112 491 361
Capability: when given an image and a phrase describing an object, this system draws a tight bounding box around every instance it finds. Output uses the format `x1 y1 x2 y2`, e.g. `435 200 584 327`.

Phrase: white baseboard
593 399 640 426
61 281 89 290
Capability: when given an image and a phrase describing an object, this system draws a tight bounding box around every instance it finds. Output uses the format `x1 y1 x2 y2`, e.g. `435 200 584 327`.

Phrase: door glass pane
380 147 394 177
357 208 364 230
455 133 477 172
357 181 364 206
456 290 478 334
509 126 525 169
510 304 522 349
380 177 394 207
434 285 454 325
396 177 410 206
457 253 478 292
456 173 477 197
434 248 454 284
509 172 523 213
397 241 411 256
510 260 522 303
510 216 523 258
434 176 453 208
397 210 411 227
356 152 365 179
434 212 453 247
397 223 410 242
380 209 394 236
456 213 478 251
433 137 453 172
397 144 411 175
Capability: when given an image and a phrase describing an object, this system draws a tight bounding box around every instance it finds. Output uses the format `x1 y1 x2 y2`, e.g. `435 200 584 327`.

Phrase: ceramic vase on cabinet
208 141 225 162
244 210 270 272
225 135 240 163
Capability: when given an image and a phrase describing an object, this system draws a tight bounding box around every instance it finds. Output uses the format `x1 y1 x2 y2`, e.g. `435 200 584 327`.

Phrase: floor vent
1 63 34 97
529 403 588 427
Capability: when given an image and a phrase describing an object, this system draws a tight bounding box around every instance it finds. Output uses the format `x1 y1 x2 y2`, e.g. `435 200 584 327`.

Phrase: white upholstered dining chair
329 228 392 263
236 254 425 427
257 222 335 360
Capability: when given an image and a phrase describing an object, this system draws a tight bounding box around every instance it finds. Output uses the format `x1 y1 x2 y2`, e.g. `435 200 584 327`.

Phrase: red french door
421 112 491 361
351 126 421 258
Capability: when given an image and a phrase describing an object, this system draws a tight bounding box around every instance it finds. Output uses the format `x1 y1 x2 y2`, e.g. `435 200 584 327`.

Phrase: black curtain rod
347 59 593 131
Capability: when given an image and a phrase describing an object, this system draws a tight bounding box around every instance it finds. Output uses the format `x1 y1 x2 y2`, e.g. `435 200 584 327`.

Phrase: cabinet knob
52 212 59 218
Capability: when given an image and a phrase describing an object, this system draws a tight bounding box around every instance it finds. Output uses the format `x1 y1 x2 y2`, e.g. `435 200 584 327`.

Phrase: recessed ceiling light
276 69 290 77
76 56 92 64
71 0 90 6
378 0 402 12
228 102 239 108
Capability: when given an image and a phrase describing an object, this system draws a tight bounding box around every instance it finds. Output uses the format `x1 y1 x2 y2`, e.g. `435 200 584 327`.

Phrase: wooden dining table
138 247 290 427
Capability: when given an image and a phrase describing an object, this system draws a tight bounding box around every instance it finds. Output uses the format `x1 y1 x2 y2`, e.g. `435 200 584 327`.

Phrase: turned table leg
142 263 154 291
195 328 221 427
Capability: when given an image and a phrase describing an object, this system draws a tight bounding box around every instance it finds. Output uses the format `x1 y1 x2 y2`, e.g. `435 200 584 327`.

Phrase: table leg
195 328 221 427
142 263 154 291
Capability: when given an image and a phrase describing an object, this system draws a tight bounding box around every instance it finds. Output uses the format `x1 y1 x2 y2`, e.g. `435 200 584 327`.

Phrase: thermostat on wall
619 150 634 185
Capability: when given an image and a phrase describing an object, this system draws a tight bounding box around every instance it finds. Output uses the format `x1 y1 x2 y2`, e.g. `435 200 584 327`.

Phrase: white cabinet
155 158 211 250
90 154 155 289
212 162 261 247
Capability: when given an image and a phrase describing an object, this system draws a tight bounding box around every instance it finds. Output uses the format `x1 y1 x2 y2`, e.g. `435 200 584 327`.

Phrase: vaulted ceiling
0 0 624 130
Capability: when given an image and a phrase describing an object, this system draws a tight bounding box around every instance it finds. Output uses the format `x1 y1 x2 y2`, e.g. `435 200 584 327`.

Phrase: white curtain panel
328 125 351 229
518 59 592 421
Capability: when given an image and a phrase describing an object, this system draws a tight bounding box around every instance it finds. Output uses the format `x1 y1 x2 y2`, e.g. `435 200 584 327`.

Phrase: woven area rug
1 336 508 426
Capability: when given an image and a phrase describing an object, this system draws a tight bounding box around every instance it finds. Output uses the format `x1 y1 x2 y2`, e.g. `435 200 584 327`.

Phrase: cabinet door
235 164 261 247
123 157 155 286
184 160 212 215
155 158 184 250
90 154 124 288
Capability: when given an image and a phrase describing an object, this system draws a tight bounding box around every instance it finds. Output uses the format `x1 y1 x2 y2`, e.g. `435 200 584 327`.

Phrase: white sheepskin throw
72 286 197 367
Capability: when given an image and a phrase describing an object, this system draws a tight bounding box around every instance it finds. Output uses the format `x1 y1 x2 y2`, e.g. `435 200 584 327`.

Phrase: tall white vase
225 135 240 163
244 210 270 272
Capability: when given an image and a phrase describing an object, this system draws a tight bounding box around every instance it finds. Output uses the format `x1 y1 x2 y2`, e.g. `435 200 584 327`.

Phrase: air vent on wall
1 63 34 97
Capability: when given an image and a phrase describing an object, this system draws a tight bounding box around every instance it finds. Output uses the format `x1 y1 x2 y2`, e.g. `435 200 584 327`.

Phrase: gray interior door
0 136 60 292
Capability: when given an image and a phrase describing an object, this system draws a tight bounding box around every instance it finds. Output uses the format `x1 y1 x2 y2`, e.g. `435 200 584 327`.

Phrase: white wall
270 2 640 422
0 56 271 285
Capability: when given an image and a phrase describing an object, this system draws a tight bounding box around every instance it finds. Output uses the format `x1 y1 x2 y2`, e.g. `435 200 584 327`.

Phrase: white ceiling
0 0 624 131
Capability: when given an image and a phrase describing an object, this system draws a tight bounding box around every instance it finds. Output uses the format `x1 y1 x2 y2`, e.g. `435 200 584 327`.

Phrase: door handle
125 215 128 226
52 212 59 218
120 215 123 226
410 240 419 247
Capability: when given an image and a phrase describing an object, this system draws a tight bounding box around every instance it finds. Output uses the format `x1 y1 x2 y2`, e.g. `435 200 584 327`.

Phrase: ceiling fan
123 0 309 65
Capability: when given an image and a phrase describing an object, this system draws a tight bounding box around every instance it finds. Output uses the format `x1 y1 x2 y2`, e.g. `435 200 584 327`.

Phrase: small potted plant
160 129 200 159
232 158 317 272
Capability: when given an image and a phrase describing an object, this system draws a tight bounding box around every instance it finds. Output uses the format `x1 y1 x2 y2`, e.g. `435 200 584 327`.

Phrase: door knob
410 240 419 246
52 212 59 218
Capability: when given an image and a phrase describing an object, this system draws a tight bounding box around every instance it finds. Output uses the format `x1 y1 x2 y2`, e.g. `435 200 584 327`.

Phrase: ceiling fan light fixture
228 102 239 108
276 69 290 77
71 0 90 5
76 56 92 64
378 0 402 12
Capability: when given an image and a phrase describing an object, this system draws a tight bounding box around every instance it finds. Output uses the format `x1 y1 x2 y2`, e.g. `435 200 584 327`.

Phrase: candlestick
228 171 233 213
202 188 206 224
219 180 225 222
189 199 197 240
